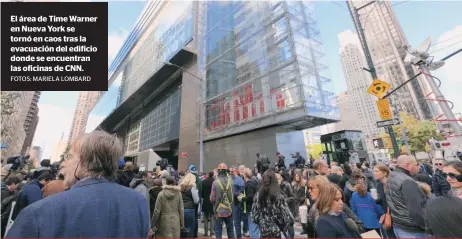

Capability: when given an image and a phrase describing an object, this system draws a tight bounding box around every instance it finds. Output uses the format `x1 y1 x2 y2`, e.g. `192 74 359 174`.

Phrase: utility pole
350 2 401 157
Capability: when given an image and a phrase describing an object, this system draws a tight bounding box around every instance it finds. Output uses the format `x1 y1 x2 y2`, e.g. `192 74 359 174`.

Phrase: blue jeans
184 208 196 238
247 212 260 238
380 227 396 238
393 227 426 238
242 211 248 234
233 205 242 238
215 216 235 239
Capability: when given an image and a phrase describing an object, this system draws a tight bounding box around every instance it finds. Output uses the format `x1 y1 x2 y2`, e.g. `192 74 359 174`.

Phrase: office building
87 1 339 171
1 91 40 161
51 132 67 163
68 91 99 147
333 92 359 132
348 1 434 121
338 30 382 150
21 91 41 154
29 146 42 164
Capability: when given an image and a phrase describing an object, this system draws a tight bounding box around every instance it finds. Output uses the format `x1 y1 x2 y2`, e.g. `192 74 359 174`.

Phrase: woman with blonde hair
305 175 330 238
315 183 361 238
180 173 199 238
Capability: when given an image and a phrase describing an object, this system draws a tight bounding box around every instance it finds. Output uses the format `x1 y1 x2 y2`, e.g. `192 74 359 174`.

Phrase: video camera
6 155 30 171
51 162 61 177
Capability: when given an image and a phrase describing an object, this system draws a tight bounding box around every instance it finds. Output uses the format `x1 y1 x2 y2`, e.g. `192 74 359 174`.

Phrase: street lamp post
164 61 205 172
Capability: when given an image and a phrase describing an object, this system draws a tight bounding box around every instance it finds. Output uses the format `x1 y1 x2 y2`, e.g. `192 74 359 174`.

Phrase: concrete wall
177 56 201 171
276 131 308 167
201 126 307 172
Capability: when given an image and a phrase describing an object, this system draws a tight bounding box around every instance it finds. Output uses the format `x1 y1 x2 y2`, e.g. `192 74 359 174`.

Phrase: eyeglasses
435 163 443 166
442 172 459 179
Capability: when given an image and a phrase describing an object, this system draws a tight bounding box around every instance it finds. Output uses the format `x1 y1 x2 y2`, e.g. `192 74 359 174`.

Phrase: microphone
345 218 359 233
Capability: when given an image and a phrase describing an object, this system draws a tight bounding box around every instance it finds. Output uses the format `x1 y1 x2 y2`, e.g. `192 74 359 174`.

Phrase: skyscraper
1 91 40 160
334 91 358 132
51 132 67 163
68 91 99 147
348 1 433 121
338 30 382 150
21 91 41 154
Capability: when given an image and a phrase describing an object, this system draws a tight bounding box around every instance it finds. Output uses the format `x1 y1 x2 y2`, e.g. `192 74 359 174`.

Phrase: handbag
180 227 190 238
383 207 392 230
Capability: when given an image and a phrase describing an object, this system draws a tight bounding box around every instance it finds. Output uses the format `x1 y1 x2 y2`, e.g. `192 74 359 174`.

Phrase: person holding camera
293 152 306 169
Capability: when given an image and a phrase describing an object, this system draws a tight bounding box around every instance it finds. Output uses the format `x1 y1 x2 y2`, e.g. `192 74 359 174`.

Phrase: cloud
108 28 129 66
431 25 462 115
32 104 75 159
338 29 362 54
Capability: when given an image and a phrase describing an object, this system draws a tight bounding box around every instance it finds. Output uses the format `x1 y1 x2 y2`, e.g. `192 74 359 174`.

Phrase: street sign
181 152 187 158
367 79 391 99
376 118 400 128
376 99 393 120
373 138 385 149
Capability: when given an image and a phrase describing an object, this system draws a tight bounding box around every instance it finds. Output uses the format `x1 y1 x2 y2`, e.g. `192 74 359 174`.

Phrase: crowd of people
1 131 462 238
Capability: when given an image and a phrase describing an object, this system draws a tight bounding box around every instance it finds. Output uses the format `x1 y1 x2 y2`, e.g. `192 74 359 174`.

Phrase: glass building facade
88 1 194 136
197 1 338 138
88 0 339 166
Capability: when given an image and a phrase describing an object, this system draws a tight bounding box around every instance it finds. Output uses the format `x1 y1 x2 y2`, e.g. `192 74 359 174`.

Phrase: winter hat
118 158 125 169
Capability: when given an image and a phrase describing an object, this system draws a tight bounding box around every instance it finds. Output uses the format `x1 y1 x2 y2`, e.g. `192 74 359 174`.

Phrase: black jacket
328 174 342 185
277 156 286 169
431 169 452 196
201 176 214 213
242 177 259 212
386 167 426 233
1 183 12 199
115 171 135 187
414 172 432 187
280 181 295 217
149 186 162 215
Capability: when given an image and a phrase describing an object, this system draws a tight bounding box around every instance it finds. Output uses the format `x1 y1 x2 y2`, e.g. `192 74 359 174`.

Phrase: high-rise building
1 91 40 161
68 91 99 147
333 92 358 132
87 1 339 171
29 146 42 164
51 132 67 163
21 91 41 154
348 1 433 121
338 30 382 150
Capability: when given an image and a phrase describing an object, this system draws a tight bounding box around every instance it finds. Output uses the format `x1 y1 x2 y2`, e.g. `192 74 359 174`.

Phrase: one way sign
373 138 385 149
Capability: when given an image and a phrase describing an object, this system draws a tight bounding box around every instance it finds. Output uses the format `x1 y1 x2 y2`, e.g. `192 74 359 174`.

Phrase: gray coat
130 179 150 218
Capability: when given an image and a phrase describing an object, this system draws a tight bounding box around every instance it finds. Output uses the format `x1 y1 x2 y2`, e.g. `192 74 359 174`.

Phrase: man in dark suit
6 131 150 238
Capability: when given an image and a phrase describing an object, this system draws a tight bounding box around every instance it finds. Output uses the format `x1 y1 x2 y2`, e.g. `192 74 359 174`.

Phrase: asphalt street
197 220 306 238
